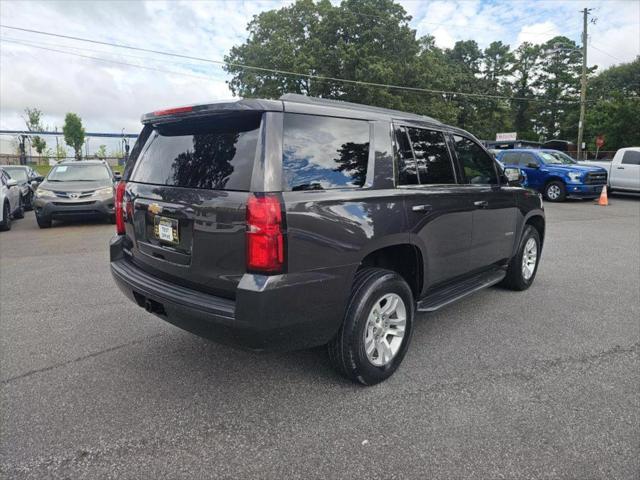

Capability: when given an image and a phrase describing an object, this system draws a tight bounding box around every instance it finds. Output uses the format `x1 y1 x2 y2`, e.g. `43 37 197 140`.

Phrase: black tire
0 201 11 231
108 214 116 225
500 225 541 291
328 268 414 385
24 192 34 211
36 214 52 229
544 180 566 202
14 196 24 219
607 185 614 195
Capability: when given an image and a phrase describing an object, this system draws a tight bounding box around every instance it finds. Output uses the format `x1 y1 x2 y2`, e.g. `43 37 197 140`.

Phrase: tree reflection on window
171 133 239 190
283 114 370 191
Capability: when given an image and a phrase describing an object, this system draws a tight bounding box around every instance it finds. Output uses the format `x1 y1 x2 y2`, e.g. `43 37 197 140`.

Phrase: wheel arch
357 242 423 300
544 176 566 188
523 213 545 249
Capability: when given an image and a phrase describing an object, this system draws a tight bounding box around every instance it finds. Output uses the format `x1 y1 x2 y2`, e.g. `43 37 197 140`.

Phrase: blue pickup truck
496 149 608 201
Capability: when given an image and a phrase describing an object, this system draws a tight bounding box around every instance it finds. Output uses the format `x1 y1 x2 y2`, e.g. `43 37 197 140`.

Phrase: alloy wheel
363 293 407 367
521 237 538 280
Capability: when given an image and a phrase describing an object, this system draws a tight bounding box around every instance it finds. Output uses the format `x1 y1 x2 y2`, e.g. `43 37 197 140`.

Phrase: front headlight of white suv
35 188 56 198
567 172 583 183
94 187 114 197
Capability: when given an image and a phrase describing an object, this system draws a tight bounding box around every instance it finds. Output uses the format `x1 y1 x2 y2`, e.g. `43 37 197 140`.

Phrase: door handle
412 204 432 212
474 200 489 208
616 166 625 169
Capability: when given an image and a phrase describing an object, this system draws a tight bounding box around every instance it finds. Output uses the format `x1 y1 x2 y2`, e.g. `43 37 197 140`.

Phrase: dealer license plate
154 216 179 244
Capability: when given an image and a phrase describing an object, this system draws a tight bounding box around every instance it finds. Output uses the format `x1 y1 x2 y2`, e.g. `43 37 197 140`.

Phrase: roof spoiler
141 98 284 124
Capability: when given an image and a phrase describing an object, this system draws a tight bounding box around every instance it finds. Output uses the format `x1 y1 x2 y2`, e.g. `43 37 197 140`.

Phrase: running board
417 268 506 312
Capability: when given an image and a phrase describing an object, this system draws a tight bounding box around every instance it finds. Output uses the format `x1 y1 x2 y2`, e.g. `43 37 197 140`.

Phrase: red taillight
153 105 193 116
246 193 285 273
115 181 127 235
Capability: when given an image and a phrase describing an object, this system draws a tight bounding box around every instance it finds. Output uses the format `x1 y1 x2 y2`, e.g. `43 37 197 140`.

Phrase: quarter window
453 135 498 184
283 114 370 190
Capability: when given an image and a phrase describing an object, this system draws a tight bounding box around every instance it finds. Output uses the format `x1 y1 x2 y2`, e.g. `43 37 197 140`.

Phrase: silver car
33 160 117 228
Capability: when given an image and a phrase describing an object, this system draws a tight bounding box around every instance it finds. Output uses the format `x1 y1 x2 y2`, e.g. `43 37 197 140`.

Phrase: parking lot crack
0 333 164 385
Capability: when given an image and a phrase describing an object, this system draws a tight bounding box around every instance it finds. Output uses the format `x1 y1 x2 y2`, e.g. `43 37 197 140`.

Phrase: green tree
24 108 47 156
62 113 85 160
222 0 638 147
224 0 419 110
477 41 515 138
583 57 640 151
532 37 588 141
510 42 541 140
55 143 67 161
95 144 107 159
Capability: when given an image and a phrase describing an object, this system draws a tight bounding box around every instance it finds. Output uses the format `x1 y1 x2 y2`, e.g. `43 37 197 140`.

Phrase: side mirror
6 179 17 188
527 162 540 169
34 175 45 182
113 172 122 182
504 167 525 186
31 180 40 189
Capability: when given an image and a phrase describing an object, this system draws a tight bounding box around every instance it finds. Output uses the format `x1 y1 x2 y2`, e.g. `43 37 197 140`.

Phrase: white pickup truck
582 147 640 193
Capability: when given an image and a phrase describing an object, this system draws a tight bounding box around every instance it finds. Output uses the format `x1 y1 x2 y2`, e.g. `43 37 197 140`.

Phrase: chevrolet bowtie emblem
148 203 162 215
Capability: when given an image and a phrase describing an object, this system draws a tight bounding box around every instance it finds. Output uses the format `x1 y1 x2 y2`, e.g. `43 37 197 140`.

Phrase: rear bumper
566 183 606 198
109 236 354 352
34 197 114 218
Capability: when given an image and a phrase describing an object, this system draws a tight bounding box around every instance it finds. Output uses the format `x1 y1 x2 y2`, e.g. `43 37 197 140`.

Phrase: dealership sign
496 132 517 141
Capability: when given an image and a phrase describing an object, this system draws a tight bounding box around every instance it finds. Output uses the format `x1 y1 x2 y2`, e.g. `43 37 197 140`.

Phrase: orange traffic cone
596 186 608 206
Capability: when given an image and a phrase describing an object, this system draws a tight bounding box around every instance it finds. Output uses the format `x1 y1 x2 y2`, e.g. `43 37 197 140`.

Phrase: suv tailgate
123 113 262 298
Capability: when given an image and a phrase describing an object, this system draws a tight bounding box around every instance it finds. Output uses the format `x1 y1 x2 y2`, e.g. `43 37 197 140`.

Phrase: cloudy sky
0 0 638 154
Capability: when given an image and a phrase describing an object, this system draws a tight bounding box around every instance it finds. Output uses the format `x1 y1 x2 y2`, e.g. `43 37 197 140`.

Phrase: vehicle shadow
49 217 113 228
122 327 361 392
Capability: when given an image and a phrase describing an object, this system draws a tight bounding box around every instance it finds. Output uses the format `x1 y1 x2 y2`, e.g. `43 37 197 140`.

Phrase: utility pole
576 8 591 160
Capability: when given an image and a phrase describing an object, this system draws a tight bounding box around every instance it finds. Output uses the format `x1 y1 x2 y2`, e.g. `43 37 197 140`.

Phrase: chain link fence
0 154 125 168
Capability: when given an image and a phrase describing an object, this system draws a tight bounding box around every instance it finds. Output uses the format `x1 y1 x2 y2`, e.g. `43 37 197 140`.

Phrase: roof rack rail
279 93 440 124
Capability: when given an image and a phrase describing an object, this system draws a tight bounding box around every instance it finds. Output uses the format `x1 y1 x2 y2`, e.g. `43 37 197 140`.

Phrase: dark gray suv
110 94 545 385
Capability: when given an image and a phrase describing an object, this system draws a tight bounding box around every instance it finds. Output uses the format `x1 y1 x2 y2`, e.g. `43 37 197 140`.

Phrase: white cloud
516 21 561 46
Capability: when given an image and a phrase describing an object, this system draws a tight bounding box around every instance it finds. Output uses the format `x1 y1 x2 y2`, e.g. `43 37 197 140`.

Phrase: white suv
0 168 24 231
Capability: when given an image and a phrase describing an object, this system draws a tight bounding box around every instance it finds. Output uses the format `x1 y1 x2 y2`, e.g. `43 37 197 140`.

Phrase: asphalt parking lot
1 198 639 479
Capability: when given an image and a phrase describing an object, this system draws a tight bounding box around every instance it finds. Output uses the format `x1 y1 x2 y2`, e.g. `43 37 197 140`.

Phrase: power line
0 24 582 104
2 38 219 82
1 35 203 67
590 43 625 63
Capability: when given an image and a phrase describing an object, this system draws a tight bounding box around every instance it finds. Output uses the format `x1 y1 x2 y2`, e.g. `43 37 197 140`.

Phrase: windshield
540 152 575 165
3 168 28 182
48 164 111 182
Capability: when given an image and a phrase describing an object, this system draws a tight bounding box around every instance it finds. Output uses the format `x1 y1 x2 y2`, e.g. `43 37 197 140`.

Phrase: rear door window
621 150 640 165
501 152 521 166
407 128 456 184
395 126 456 185
283 114 370 190
452 135 498 185
130 113 261 191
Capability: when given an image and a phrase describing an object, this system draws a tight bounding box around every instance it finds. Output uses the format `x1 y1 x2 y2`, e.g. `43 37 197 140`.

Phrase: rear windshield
48 164 112 181
130 113 261 190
